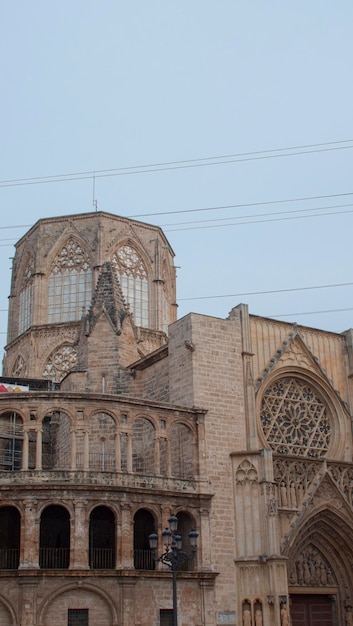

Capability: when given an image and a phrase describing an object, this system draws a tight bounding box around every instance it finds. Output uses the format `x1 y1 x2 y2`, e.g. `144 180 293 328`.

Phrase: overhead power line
165 205 353 232
271 307 353 319
1 192 353 234
179 281 353 301
133 191 353 218
0 139 352 189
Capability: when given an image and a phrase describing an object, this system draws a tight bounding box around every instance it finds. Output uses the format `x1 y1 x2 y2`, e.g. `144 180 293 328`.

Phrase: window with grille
19 257 35 335
160 609 173 626
112 245 149 327
48 239 92 323
68 609 88 626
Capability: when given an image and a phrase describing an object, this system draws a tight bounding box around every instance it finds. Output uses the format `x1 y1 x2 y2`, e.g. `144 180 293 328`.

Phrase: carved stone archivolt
289 544 336 587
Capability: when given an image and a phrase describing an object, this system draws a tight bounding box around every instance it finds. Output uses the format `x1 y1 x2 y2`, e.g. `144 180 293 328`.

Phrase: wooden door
290 594 334 626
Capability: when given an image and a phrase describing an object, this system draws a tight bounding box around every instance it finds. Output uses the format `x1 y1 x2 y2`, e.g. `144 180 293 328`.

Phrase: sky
1 1 353 354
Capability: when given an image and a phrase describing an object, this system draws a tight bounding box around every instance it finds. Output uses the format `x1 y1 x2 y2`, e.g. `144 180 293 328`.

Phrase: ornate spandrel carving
327 463 353 509
279 340 313 370
311 480 344 510
274 457 322 509
236 459 258 484
289 544 336 587
261 378 331 457
12 354 27 377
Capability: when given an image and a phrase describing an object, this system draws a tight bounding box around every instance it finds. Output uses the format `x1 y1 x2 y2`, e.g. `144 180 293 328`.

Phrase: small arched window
170 423 195 479
48 238 92 323
132 417 155 474
88 413 116 471
0 412 23 471
112 244 149 327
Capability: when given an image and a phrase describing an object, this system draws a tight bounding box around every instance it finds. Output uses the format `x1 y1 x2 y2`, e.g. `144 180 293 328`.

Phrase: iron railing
89 547 115 569
134 549 156 570
39 547 70 569
0 548 19 569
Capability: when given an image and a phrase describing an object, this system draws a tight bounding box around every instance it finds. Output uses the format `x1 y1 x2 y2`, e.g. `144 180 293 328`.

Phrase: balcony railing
89 547 115 569
134 549 156 570
39 547 70 569
0 548 19 569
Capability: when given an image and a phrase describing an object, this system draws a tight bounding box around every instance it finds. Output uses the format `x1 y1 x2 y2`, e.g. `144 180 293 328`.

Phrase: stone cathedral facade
0 210 353 626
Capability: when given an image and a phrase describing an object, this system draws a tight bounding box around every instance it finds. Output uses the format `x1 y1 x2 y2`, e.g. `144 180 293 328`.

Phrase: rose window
43 344 78 382
260 378 331 457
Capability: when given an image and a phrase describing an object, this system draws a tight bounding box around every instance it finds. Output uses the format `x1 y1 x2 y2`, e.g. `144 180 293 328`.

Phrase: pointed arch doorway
286 505 353 626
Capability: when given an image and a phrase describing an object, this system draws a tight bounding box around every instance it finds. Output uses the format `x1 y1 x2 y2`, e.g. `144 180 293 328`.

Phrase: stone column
35 428 42 470
126 433 133 473
120 580 137 626
19 579 39 626
22 429 29 471
199 579 216 626
120 503 133 568
70 429 77 470
155 435 160 475
19 499 39 569
199 507 212 570
115 432 121 471
83 429 89 470
71 500 89 569
196 413 207 482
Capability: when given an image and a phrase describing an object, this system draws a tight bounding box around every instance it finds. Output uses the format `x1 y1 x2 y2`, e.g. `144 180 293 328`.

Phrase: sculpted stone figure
254 608 263 626
243 607 251 626
281 605 289 626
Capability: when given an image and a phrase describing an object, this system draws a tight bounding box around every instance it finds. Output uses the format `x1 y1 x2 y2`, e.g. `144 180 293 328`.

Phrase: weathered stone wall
168 311 245 615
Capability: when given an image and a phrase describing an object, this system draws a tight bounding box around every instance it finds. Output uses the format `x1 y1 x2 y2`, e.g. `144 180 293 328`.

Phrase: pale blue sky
1 1 353 348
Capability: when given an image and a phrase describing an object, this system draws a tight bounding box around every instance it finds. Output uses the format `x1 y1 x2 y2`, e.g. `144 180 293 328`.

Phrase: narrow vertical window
112 245 149 327
48 238 92 323
19 257 34 334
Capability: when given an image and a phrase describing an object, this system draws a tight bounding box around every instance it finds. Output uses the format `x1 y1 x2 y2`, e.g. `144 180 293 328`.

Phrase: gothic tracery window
43 344 78 383
48 238 92 323
111 244 149 327
260 377 331 457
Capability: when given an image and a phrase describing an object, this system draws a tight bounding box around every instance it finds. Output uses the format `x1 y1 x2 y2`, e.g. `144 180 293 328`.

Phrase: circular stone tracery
43 344 78 383
260 378 331 457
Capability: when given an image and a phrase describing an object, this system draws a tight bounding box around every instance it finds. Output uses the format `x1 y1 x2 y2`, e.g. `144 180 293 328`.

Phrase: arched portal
133 508 155 570
39 505 70 569
89 506 116 569
286 506 353 626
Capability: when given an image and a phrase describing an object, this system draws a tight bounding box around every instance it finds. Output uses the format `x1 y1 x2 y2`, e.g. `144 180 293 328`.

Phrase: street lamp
149 515 198 626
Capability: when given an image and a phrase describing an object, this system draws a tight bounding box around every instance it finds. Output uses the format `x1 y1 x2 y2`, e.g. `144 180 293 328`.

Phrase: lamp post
149 515 198 626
